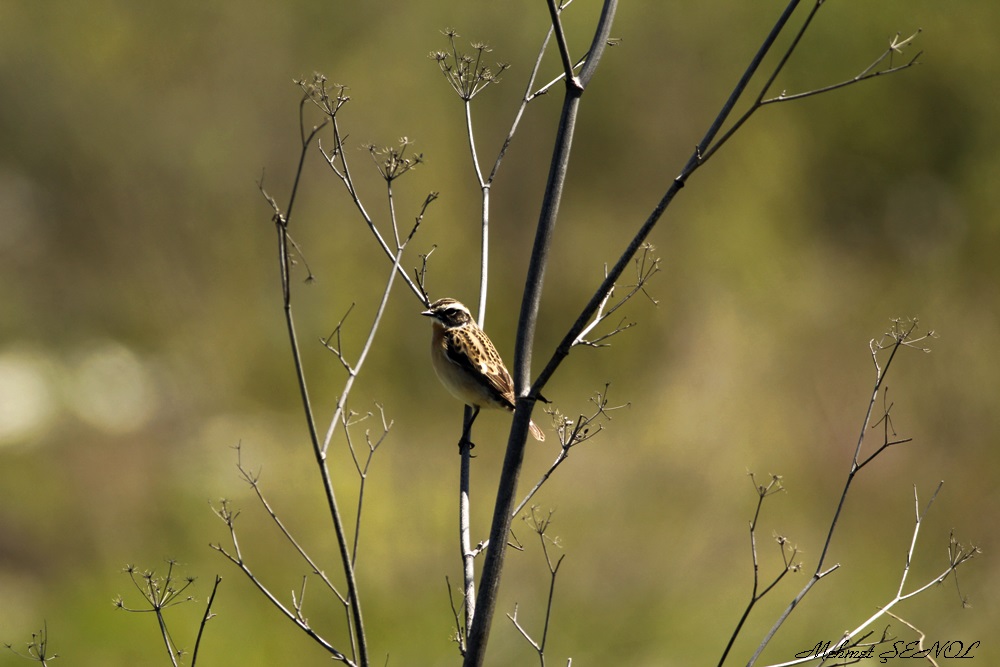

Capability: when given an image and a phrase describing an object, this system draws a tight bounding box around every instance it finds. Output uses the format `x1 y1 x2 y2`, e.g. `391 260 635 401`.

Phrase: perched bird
422 297 545 442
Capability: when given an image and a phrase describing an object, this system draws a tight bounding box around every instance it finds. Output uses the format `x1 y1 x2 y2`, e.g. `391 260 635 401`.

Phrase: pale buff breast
430 322 512 411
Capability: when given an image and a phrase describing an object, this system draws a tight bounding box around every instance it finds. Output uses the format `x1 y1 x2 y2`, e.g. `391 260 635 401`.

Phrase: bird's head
421 298 473 329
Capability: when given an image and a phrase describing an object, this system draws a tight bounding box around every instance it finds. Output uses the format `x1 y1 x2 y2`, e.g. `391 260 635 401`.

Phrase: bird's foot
458 437 476 456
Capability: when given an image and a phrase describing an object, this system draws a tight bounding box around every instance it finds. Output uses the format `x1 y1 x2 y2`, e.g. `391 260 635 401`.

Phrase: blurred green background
1 1 996 665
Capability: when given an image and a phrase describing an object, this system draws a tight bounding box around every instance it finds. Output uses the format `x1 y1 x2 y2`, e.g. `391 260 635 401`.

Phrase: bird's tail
529 420 545 442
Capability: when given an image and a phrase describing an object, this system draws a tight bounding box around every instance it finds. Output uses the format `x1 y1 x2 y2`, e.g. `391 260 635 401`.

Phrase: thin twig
232 445 347 604
319 179 430 458
747 322 921 665
703 21 921 164
717 473 798 667
530 0 805 397
345 405 392 567
210 500 355 664
884 612 937 667
190 575 222 667
487 24 557 183
506 508 568 667
445 576 467 655
114 561 198 667
513 384 626 518
760 31 922 105
573 244 659 347
316 105 426 300
534 3 921 401
3 622 59 666
259 91 371 665
758 483 978 667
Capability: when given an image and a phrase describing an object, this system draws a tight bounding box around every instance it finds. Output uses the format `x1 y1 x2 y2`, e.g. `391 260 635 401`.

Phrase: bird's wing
445 327 517 410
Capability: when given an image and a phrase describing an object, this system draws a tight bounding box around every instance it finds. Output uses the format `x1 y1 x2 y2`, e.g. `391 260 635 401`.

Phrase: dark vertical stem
462 3 618 665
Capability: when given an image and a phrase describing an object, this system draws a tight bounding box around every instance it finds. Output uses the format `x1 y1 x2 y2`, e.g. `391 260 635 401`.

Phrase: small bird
422 298 545 442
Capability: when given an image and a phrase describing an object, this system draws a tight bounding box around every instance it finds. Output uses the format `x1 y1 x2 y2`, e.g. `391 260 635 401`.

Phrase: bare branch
884 613 937 667
754 483 979 667
318 193 426 457
507 508 569 667
488 24 557 183
746 321 938 666
311 81 428 301
260 88 374 664
344 405 392 567
210 497 355 664
320 303 357 373
546 0 580 90
761 30 922 105
446 576 467 656
513 384 627 518
190 575 222 667
573 244 659 347
414 244 437 305
114 560 198 667
717 473 799 667
231 445 347 604
533 4 922 407
431 31 510 102
3 622 59 666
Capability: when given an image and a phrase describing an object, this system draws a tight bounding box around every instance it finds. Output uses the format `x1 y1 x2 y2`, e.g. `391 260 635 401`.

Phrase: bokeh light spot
65 340 156 434
0 348 56 447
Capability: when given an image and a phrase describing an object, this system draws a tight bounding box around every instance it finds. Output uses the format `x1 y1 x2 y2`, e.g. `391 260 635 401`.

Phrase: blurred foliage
0 1 997 665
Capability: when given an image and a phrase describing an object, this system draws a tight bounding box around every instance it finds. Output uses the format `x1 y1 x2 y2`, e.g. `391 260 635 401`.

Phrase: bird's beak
421 309 434 318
